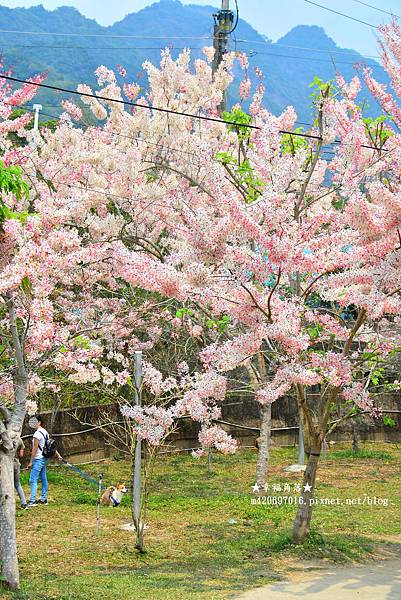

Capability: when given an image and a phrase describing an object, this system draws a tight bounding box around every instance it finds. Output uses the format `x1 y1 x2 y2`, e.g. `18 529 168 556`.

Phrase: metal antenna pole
298 420 305 466
133 350 143 547
96 473 103 535
212 0 234 112
30 103 43 154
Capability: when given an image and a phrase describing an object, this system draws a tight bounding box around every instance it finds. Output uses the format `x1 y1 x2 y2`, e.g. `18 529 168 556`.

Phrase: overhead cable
0 28 213 39
3 74 389 150
303 0 377 28
349 0 401 20
1 74 260 130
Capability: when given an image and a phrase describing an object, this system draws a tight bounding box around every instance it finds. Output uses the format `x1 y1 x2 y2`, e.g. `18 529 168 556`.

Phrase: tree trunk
255 403 271 487
292 449 321 544
0 292 29 589
0 452 19 589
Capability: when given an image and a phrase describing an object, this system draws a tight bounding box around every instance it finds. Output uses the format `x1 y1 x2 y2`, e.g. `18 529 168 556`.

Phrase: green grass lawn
3 442 401 600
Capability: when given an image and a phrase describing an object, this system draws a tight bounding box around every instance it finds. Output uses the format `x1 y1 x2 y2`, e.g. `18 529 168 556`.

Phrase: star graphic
303 482 312 493
252 483 260 493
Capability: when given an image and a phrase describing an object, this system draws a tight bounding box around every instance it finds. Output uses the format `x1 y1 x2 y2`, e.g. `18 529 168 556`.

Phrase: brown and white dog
100 482 128 507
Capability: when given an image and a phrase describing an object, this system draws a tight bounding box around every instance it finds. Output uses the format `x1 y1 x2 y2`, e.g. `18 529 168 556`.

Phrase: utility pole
33 104 42 131
212 0 235 112
298 419 305 465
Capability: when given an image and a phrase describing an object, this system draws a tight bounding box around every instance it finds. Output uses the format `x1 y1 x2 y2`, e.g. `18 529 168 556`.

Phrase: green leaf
383 415 396 428
73 336 91 350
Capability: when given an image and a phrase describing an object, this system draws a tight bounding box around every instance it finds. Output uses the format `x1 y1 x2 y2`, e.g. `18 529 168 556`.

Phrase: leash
60 459 132 493
61 458 106 489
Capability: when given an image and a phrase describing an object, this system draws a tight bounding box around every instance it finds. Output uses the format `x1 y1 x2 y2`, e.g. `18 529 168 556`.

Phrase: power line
19 105 210 161
252 50 377 66
4 75 388 150
349 0 401 20
0 27 381 62
303 0 377 28
0 28 213 40
1 74 260 130
260 42 379 60
0 43 379 67
20 104 381 156
232 38 379 59
1 44 205 51
278 129 387 151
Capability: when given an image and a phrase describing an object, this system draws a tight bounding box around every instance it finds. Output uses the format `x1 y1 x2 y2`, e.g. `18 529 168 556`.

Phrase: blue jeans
29 458 48 502
14 460 27 506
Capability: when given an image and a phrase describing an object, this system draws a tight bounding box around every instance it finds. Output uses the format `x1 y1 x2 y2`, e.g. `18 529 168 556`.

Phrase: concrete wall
21 393 401 463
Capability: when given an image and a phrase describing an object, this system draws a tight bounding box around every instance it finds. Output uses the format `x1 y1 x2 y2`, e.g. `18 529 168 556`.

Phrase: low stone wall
21 393 401 463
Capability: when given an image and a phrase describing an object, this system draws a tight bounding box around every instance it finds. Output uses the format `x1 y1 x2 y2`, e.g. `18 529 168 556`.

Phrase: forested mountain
0 0 388 121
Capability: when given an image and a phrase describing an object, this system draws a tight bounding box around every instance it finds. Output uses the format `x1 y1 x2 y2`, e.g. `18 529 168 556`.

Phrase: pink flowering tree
158 77 401 543
0 67 170 587
65 296 239 551
146 69 400 545
119 360 237 550
0 67 51 589
25 53 244 451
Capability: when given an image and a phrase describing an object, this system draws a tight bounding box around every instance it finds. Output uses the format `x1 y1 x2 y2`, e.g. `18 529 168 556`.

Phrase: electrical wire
0 44 205 51
0 23 380 60
228 0 239 34
258 42 379 60
0 26 379 61
251 50 376 66
20 104 337 161
0 28 213 39
303 0 377 28
1 74 260 130
13 106 323 160
349 0 401 20
3 75 388 150
0 42 379 67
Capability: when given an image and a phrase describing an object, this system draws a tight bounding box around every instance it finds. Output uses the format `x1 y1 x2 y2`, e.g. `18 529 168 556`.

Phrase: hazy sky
0 0 398 56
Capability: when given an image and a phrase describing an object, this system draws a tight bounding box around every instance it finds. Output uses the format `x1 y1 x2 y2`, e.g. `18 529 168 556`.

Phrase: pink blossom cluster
239 78 252 100
200 329 265 371
60 100 83 122
121 404 174 445
176 370 226 422
26 399 38 416
198 425 238 454
310 352 352 387
141 361 178 396
343 382 381 417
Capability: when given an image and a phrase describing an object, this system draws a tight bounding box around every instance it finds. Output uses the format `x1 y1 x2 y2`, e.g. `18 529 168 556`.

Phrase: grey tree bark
0 452 18 588
292 384 323 545
247 352 272 487
0 372 28 589
0 292 29 588
292 448 321 544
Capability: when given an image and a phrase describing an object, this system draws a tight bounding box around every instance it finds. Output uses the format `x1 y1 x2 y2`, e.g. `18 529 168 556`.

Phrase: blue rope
61 459 104 488
60 459 131 493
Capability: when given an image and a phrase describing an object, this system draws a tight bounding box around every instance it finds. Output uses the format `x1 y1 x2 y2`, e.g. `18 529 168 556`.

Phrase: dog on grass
100 482 128 507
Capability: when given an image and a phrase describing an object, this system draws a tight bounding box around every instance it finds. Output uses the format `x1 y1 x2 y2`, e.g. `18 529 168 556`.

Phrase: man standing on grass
27 414 62 508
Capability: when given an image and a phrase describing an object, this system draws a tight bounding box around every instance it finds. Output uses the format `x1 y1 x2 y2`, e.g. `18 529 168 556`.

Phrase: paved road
236 560 401 599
